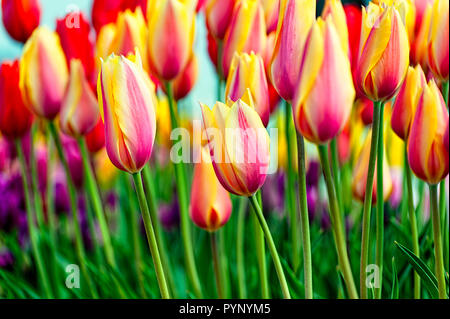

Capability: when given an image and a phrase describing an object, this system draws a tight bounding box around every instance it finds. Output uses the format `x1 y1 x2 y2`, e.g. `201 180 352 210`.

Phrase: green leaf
394 241 439 299
391 257 399 299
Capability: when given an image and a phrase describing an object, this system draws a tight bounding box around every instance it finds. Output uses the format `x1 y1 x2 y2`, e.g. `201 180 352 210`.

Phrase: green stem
218 229 230 298
330 138 344 219
236 197 248 298
77 137 116 268
48 121 97 298
296 131 313 299
429 184 447 299
210 232 223 298
405 147 420 299
317 144 358 299
248 194 291 299
360 102 382 299
29 123 45 229
15 139 53 298
375 103 385 299
165 82 203 298
132 172 170 299
141 165 176 297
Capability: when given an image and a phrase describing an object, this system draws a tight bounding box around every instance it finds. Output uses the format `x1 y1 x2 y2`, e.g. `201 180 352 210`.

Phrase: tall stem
165 82 203 298
210 232 224 298
15 139 53 298
77 137 116 268
375 103 385 299
48 121 97 298
248 194 291 299
317 144 358 299
236 197 247 298
360 102 382 299
330 138 344 217
29 123 45 228
132 172 170 299
296 130 313 299
429 184 447 299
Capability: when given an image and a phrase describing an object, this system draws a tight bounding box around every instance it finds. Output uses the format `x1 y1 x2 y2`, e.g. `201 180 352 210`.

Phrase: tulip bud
20 27 69 119
292 18 355 145
225 52 270 127
200 93 270 196
190 147 232 231
355 3 409 102
261 0 279 34
56 12 96 82
427 0 449 81
322 0 349 56
410 2 432 71
391 65 426 141
343 3 362 70
221 0 266 78
1 0 41 43
91 0 123 33
60 59 100 137
85 118 105 153
162 55 198 101
357 97 375 126
352 130 393 203
408 80 449 184
0 60 33 139
95 23 117 68
147 0 196 81
270 0 316 102
98 52 157 173
205 0 236 40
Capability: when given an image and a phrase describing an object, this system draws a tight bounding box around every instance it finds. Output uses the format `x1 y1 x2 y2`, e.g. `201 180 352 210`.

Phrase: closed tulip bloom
56 12 95 82
322 0 349 56
443 122 449 152
343 3 362 70
98 52 157 173
190 147 232 231
205 0 236 40
85 119 105 153
221 0 266 78
200 94 270 196
147 0 196 81
391 65 426 141
91 0 123 33
408 80 449 184
0 60 33 139
1 0 41 43
270 0 316 102
162 55 198 101
357 97 375 126
410 2 432 70
261 0 279 34
427 0 449 81
20 27 69 119
355 3 409 102
292 18 355 145
225 52 270 127
60 60 100 137
352 131 393 203
96 23 117 67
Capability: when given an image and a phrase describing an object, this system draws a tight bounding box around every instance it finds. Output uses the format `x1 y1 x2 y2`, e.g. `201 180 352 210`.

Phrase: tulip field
0 0 449 301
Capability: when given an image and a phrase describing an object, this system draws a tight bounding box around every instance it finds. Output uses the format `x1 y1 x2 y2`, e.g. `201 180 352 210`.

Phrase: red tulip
1 0 41 43
85 118 105 153
91 0 123 33
343 3 362 71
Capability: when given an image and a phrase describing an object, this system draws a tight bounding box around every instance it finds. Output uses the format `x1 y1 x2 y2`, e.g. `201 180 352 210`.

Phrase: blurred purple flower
158 199 180 231
306 160 320 187
61 134 84 189
261 171 285 216
0 249 14 270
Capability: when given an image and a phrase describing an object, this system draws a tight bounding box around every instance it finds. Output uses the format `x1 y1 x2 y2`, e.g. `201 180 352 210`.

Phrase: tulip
147 0 196 81
97 52 157 174
391 65 427 141
427 0 449 81
91 0 123 33
408 80 449 184
270 0 316 102
20 27 69 120
322 0 349 56
261 0 279 34
1 0 41 43
292 18 355 145
410 2 432 71
355 3 409 102
190 147 232 231
200 92 270 197
337 121 351 165
343 3 362 70
205 0 236 40
414 0 434 33
221 0 266 78
0 60 33 139
357 97 375 126
85 119 105 153
352 131 393 203
207 31 219 71
60 60 100 137
444 122 449 151
225 52 270 127
162 55 198 101
56 12 96 82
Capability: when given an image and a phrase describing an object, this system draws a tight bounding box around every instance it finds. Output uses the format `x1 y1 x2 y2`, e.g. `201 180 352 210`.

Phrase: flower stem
375 103 385 299
29 123 45 229
15 138 53 299
330 138 344 227
404 146 420 298
317 144 358 299
429 184 447 298
296 130 313 299
132 172 170 299
248 194 291 299
165 81 203 298
77 137 116 268
210 232 224 298
48 121 97 298
360 101 382 299
236 197 248 298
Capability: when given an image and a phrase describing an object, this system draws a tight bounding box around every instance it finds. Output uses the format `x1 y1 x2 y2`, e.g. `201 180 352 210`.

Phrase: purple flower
158 199 180 231
306 160 321 187
0 249 15 270
261 171 285 216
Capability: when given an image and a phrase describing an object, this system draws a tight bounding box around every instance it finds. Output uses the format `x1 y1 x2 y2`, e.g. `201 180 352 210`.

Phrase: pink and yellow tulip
426 0 449 81
162 54 198 101
410 2 432 71
205 0 236 40
322 0 349 56
97 52 157 173
261 0 279 34
292 18 355 145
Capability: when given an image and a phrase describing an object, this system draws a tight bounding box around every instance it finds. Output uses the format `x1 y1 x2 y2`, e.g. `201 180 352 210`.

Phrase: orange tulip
426 0 449 81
